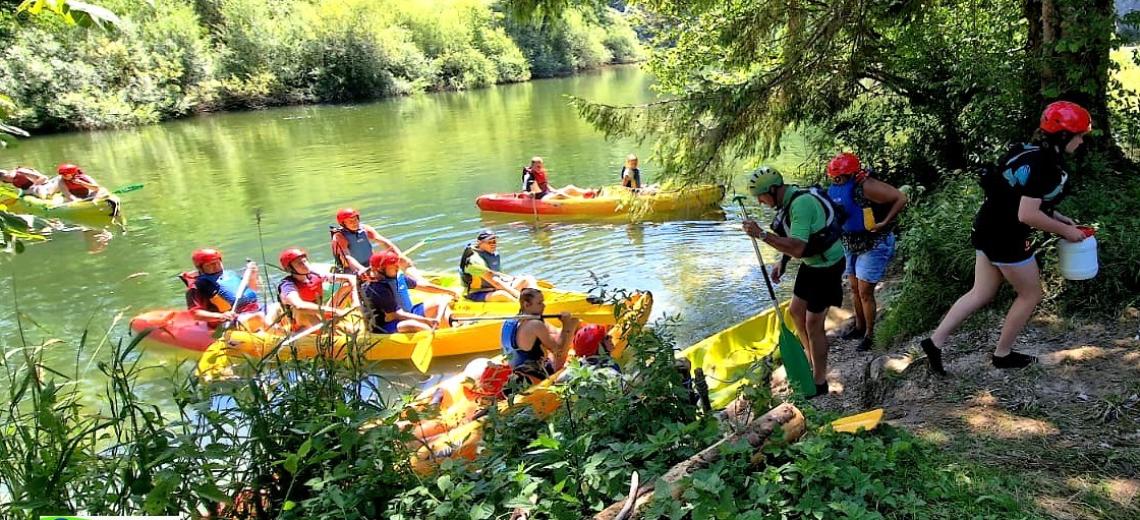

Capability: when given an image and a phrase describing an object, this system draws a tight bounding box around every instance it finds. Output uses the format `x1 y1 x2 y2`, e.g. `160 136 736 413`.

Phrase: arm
331 234 368 273
1050 209 1075 226
861 178 908 230
521 315 578 369
743 220 808 258
408 273 461 299
1017 197 1084 241
482 271 520 297
244 261 260 292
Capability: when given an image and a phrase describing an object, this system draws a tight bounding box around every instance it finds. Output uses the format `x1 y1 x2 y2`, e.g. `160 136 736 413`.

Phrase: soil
793 289 1140 519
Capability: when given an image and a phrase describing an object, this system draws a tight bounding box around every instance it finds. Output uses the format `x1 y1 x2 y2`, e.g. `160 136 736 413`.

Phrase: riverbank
802 282 1140 519
0 0 644 132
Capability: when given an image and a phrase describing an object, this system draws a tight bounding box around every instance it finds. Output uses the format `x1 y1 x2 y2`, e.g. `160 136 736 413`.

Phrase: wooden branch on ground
593 402 805 520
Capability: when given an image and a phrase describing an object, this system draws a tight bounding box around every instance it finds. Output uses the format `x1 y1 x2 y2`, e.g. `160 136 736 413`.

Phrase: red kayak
129 310 217 351
475 185 725 217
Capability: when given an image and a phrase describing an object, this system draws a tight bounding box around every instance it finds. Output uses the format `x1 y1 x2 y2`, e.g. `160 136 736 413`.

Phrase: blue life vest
335 227 374 268
827 180 872 234
770 186 846 258
383 272 415 313
195 271 258 311
500 319 544 368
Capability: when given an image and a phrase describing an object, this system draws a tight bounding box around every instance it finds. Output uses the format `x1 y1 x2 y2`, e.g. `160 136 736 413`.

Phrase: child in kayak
522 156 593 200
183 248 269 331
361 250 458 334
330 207 409 276
54 163 110 201
276 248 357 331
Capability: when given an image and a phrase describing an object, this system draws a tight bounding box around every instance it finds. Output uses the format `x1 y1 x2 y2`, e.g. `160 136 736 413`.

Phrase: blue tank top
196 271 258 311
337 227 373 268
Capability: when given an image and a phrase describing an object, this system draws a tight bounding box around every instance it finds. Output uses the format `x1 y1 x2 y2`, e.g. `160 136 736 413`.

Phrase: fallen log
594 402 805 520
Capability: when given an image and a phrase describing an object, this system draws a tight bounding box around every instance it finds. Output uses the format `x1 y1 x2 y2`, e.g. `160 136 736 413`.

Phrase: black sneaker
920 338 947 376
857 336 873 352
806 382 830 400
842 327 866 340
992 351 1036 369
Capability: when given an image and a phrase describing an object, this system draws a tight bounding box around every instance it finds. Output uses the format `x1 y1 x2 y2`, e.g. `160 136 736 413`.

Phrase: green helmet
747 166 783 196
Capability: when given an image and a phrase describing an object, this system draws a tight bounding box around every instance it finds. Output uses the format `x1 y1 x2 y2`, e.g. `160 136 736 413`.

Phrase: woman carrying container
921 101 1091 373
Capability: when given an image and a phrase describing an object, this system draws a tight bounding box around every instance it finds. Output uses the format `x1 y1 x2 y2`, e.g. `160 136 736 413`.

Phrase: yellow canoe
679 302 793 410
1 192 120 228
198 292 649 376
475 184 725 218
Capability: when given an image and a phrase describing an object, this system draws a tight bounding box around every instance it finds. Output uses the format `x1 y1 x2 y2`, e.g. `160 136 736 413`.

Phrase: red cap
336 208 360 226
369 250 401 270
573 324 610 357
191 248 222 268
826 153 861 178
1040 101 1091 134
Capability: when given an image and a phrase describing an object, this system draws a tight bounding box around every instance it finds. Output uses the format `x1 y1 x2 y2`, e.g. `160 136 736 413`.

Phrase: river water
0 65 807 404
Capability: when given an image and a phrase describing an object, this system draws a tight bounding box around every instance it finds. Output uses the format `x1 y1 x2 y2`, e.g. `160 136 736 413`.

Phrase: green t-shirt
783 187 845 267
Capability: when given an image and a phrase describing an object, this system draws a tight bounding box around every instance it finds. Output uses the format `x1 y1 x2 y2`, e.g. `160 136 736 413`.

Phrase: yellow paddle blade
830 408 884 434
411 332 434 373
197 340 234 382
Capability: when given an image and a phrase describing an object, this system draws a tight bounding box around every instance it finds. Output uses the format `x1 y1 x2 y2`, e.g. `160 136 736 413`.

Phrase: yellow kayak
679 302 793 410
407 291 653 475
0 192 121 228
197 292 649 376
475 184 725 218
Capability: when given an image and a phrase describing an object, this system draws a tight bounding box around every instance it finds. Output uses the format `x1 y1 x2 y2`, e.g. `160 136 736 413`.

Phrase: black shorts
793 258 846 314
971 227 1034 265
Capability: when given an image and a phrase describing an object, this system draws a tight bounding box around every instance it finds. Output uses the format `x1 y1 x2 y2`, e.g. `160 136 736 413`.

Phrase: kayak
405 292 653 475
679 302 792 410
194 292 651 377
129 286 604 352
475 185 725 217
0 192 121 228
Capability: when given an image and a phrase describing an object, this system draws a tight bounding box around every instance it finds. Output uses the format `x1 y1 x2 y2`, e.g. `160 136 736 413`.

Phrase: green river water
0 65 807 404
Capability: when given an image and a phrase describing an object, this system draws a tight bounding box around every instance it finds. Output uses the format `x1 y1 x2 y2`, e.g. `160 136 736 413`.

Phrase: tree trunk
593 403 806 520
1024 0 1126 165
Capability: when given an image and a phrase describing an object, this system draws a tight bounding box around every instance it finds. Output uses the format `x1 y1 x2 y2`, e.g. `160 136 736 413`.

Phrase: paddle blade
411 333 433 373
778 324 816 397
112 183 145 195
831 408 884 434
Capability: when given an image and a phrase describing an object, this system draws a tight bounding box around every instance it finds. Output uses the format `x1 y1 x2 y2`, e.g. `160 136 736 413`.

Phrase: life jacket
771 186 846 258
619 166 641 188
10 168 36 190
179 270 258 313
276 272 324 305
459 245 502 292
500 319 544 369
330 226 373 269
827 177 891 235
62 173 96 199
521 167 549 193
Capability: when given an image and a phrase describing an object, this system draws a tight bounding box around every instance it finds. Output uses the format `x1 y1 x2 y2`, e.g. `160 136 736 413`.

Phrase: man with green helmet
742 166 846 397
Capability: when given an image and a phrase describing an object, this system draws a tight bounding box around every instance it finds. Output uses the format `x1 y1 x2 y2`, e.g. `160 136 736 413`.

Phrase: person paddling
276 248 356 331
501 288 580 383
459 229 539 302
54 163 109 201
361 250 458 334
920 101 1091 373
330 207 409 276
825 153 908 352
183 248 268 330
522 156 592 200
1 167 52 197
742 166 846 398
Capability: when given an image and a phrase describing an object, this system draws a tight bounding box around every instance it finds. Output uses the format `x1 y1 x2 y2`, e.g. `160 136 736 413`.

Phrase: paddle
110 183 144 195
223 259 257 330
830 408 884 434
733 195 816 397
451 313 567 322
409 297 451 373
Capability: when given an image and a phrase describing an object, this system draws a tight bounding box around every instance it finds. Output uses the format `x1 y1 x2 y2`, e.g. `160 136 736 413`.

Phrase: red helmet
369 250 401 270
1040 101 1091 134
279 248 308 271
826 153 861 178
573 324 610 357
57 163 82 176
336 207 360 226
191 248 223 269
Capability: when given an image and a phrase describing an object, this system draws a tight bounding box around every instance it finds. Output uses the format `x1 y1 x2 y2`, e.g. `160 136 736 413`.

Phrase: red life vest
62 173 96 198
278 273 324 304
11 169 35 190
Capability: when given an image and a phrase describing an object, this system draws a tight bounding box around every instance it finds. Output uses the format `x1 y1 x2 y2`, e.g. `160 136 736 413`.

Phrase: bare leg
805 310 830 385
857 279 878 337
848 273 865 331
930 253 1003 348
994 261 1042 357
483 290 519 302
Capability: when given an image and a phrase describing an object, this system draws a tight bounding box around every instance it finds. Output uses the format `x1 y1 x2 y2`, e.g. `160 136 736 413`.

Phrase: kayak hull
1 193 119 227
475 185 725 217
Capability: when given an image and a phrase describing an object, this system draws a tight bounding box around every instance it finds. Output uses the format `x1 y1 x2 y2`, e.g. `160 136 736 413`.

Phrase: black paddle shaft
734 197 782 305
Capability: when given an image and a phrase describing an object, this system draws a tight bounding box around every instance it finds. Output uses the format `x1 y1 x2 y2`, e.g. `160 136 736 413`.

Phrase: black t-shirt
974 144 1069 241
362 275 417 330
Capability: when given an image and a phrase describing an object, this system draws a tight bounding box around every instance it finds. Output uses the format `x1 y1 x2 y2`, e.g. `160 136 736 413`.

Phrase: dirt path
798 301 1140 519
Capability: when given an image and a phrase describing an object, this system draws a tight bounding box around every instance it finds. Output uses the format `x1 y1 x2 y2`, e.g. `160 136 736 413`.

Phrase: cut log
593 402 805 520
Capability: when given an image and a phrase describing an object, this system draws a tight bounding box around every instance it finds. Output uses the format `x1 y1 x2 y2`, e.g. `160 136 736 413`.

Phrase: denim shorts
844 233 896 284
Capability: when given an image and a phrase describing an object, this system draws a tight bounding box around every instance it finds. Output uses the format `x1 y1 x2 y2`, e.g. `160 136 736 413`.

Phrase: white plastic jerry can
1058 226 1098 281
